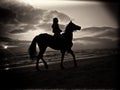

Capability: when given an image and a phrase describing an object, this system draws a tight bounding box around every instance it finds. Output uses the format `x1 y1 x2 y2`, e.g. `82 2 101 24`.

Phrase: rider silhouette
52 17 62 37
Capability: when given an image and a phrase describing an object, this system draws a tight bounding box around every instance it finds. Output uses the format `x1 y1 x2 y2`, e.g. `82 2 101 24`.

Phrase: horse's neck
63 32 73 42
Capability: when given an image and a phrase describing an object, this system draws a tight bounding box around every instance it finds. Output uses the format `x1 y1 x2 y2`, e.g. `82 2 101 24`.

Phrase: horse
28 21 81 71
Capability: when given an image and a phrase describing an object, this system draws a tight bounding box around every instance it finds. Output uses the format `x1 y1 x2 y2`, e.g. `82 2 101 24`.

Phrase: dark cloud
9 24 37 34
10 29 26 34
0 0 43 24
0 36 13 42
0 0 70 24
0 23 15 36
0 7 16 23
0 0 70 37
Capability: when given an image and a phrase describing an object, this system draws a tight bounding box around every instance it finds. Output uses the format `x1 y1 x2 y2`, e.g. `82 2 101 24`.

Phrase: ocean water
0 46 119 70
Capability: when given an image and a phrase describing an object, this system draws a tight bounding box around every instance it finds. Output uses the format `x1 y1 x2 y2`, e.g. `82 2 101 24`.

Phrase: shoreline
0 52 118 71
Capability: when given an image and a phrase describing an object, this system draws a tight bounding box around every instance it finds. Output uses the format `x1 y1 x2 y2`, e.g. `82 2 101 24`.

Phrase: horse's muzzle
78 26 81 30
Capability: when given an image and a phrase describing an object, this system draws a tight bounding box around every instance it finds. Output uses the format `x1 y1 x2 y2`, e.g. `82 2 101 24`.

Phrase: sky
16 0 118 28
0 0 119 49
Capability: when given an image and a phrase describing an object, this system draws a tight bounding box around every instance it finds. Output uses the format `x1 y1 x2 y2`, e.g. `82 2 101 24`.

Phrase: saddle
53 34 73 48
53 34 64 40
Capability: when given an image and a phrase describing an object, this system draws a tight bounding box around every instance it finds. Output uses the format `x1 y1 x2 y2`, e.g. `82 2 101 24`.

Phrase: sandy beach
0 53 118 90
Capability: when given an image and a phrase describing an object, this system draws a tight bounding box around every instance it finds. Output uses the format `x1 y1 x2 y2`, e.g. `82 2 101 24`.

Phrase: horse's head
65 21 81 33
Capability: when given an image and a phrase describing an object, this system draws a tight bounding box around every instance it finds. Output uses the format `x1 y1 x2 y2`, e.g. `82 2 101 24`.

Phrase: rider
52 17 62 37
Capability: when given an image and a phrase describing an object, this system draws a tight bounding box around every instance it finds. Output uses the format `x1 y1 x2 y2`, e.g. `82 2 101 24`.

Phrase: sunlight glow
19 0 76 5
19 0 101 5
3 45 8 49
16 29 52 41
5 67 10 70
18 0 101 9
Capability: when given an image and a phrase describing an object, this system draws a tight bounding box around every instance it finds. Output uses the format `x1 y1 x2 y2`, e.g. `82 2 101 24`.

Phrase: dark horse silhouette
28 21 81 71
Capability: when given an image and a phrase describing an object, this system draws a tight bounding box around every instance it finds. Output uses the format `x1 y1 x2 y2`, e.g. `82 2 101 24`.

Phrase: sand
0 54 118 89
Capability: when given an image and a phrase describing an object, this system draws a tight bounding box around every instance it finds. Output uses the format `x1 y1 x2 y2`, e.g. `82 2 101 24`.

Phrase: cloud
75 36 113 43
0 0 70 37
0 0 70 24
73 27 119 49
0 23 17 36
78 27 118 39
42 10 70 24
0 7 16 23
36 23 66 31
9 23 66 34
93 27 119 40
0 36 14 42
9 24 37 34
10 29 27 34
73 37 118 49
0 1 43 24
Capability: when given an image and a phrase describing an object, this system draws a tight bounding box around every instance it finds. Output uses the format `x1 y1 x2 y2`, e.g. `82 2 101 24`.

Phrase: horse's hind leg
69 49 77 67
36 56 41 71
36 46 48 70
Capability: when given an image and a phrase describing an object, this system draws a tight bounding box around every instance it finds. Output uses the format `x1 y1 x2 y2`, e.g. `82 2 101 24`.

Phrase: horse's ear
70 20 72 23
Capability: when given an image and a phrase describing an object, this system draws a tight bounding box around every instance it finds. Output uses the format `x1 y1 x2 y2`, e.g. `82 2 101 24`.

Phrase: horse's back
37 33 53 43
39 33 52 37
36 33 72 50
38 33 64 41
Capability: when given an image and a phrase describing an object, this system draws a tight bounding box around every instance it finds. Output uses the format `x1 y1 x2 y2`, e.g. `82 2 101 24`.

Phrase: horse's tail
28 35 38 60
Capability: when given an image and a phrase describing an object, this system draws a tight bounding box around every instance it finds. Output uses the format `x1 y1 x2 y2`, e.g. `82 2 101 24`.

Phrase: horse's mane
64 21 77 33
64 22 71 33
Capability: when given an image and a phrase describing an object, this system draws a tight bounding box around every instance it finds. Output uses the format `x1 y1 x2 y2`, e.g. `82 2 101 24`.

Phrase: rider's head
53 17 58 23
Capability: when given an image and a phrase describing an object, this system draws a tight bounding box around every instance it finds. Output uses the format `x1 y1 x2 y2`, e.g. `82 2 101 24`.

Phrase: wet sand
0 54 118 89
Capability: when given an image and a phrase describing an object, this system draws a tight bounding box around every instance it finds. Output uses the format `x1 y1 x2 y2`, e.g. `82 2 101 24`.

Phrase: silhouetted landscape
0 34 119 89
0 0 119 89
0 38 119 70
0 25 119 89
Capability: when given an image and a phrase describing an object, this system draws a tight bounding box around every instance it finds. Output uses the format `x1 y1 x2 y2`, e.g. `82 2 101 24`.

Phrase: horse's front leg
60 51 65 69
69 49 77 67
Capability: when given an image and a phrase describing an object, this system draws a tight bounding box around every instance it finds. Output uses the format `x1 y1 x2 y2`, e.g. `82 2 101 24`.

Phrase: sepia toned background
0 0 119 89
